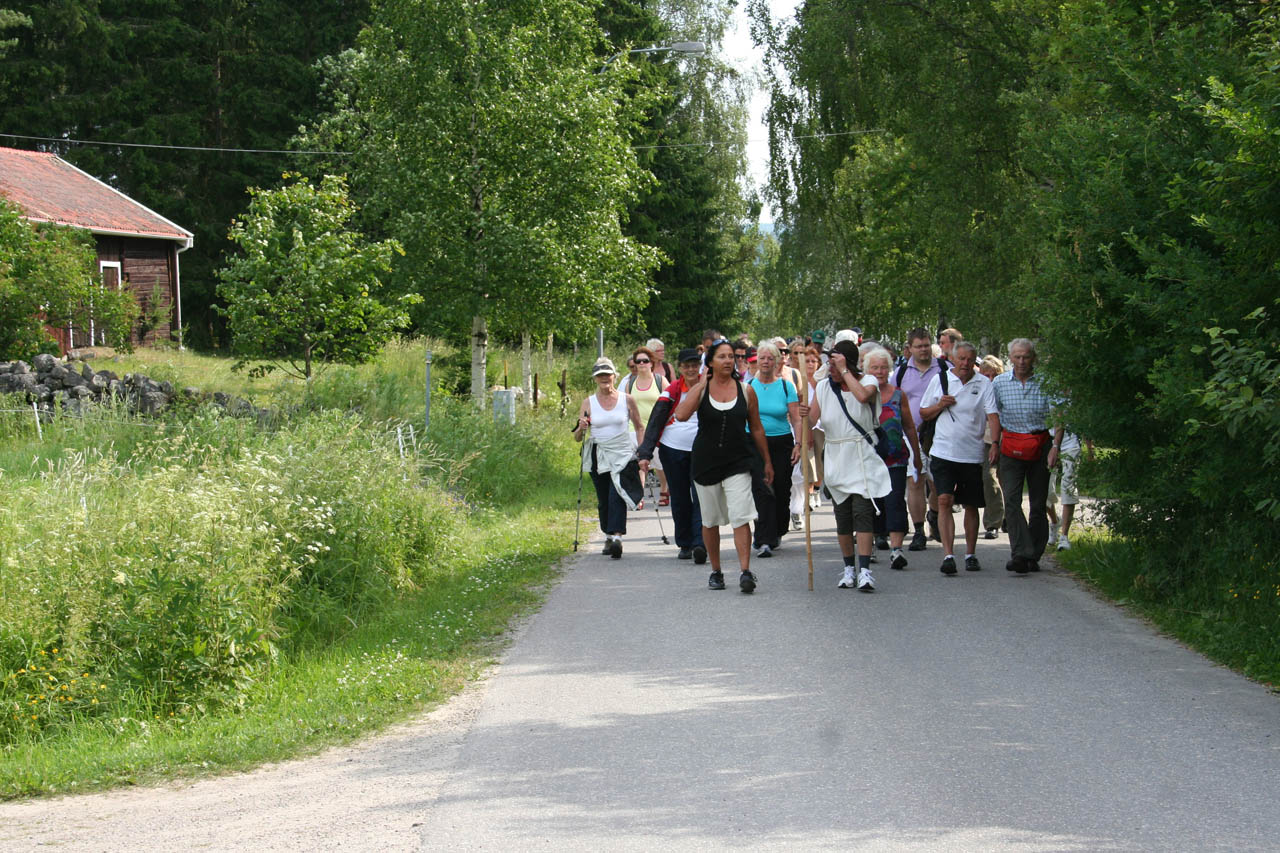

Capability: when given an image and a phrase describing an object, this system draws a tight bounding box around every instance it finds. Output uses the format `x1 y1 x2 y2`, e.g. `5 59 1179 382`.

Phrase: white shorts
1055 451 1079 505
695 471 757 529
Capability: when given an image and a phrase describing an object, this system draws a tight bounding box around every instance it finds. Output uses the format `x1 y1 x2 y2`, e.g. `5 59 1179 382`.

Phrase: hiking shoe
1028 560 1041 572
754 544 773 558
739 570 757 594
678 547 693 560
891 551 908 571
940 556 958 575
927 510 941 542
1011 558 1030 574
838 567 856 588
608 538 623 559
601 540 613 555
983 528 998 540
1057 536 1071 552
791 512 803 531
1048 528 1059 547
875 535 890 551
965 556 982 572
692 545 707 565
908 530 928 551
856 567 875 592
708 570 726 590
869 550 878 564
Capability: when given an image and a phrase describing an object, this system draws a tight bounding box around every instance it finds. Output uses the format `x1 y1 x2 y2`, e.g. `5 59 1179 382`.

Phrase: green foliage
0 0 370 349
0 200 138 359
219 174 415 379
598 0 755 346
0 391 579 746
301 0 662 351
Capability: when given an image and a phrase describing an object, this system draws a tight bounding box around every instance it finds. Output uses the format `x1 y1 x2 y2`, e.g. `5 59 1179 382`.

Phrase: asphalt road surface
2 500 1276 851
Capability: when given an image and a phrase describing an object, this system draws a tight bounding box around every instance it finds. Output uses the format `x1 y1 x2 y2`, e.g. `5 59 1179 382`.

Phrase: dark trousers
998 453 1050 561
591 446 628 535
752 433 794 548
659 444 703 549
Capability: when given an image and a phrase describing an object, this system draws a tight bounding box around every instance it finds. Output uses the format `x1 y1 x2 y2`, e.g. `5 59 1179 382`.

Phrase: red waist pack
1000 430 1051 461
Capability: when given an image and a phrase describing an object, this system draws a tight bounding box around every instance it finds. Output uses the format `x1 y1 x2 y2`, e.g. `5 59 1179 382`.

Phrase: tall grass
0 341 590 795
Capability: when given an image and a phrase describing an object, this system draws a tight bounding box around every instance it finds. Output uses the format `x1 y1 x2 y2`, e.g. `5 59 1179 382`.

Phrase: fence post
559 369 568 416
424 349 432 434
533 373 539 409
396 424 405 458
31 402 42 441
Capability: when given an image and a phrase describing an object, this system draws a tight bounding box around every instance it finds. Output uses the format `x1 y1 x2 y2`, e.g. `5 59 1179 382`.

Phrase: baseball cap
591 357 617 377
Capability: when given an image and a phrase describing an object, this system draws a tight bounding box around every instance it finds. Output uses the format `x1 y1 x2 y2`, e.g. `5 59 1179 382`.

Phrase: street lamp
598 41 706 73
595 40 707 356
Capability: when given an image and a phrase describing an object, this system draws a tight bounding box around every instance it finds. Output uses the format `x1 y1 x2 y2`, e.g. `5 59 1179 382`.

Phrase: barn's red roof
0 147 193 247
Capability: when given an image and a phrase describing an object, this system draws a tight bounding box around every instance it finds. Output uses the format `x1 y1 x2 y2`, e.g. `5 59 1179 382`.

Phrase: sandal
659 491 670 507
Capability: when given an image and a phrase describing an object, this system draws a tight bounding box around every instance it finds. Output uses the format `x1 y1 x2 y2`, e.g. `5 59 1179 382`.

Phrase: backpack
896 358 949 455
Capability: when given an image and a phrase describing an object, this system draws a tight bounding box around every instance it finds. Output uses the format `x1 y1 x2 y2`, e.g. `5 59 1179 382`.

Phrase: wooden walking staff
797 348 814 590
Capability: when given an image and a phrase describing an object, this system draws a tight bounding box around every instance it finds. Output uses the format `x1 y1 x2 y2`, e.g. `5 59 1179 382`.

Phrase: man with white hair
919 341 1000 575
989 338 1057 574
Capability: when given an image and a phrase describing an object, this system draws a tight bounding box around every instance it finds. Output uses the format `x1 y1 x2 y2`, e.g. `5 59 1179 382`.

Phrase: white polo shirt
920 369 998 464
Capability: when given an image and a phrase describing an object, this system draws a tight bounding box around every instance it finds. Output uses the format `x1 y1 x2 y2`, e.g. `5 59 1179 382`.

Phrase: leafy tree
303 0 662 401
0 0 370 349
750 0 1042 341
218 174 413 380
1019 1 1275 570
0 199 137 359
598 0 750 346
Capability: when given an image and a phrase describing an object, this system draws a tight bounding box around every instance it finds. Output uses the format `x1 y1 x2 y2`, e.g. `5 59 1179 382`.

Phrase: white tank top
588 393 629 439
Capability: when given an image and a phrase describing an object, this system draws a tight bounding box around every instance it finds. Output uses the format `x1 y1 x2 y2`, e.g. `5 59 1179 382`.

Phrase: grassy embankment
1054 452 1278 689
0 339 601 799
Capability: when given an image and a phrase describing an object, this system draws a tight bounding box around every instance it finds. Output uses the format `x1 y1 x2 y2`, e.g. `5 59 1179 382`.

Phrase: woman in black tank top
673 340 773 593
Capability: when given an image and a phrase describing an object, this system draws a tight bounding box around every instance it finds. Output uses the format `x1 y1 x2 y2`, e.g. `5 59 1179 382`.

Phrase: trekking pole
649 471 670 545
573 441 588 552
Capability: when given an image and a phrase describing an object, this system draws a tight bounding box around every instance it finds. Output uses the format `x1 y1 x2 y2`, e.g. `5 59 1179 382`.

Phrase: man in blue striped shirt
989 339 1059 574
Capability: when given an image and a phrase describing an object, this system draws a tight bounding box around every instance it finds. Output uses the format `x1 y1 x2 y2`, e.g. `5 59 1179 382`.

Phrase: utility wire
4 128 882 156
0 132 349 156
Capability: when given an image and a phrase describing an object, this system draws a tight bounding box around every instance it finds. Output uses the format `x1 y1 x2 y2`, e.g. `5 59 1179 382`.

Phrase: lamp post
595 40 707 356
599 41 706 73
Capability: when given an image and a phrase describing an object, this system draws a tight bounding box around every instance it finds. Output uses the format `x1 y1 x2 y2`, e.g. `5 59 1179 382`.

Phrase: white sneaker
856 567 875 592
809 493 820 510
1047 528 1060 547
1057 535 1071 551
791 512 803 531
838 567 855 588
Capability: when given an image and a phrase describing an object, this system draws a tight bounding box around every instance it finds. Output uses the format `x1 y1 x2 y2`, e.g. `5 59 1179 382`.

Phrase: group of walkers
574 327 1089 594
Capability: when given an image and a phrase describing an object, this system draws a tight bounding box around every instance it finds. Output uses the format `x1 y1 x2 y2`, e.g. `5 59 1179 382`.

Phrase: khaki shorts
695 471 757 529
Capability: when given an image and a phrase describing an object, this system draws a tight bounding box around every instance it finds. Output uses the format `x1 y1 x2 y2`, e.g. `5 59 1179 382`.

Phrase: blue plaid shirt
991 371 1052 433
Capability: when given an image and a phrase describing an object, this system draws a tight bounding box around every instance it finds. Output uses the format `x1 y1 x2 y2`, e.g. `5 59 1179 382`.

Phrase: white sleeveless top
588 393 630 440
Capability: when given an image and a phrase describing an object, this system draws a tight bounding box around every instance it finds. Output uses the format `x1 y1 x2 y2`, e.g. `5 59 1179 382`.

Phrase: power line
0 132 349 156
4 128 881 156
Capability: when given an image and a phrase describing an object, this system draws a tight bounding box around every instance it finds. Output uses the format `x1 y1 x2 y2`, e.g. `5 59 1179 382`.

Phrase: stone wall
0 354 267 419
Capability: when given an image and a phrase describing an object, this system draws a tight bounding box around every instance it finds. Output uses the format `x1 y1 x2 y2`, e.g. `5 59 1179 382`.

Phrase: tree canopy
218 174 412 380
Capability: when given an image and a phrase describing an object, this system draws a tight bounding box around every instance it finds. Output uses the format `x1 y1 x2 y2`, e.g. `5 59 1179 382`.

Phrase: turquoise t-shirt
748 376 798 437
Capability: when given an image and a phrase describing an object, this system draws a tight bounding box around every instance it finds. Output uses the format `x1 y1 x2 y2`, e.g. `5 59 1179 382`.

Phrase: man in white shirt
919 342 1000 576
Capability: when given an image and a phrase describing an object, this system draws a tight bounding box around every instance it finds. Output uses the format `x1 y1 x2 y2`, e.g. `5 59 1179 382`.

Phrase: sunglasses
634 358 650 364
734 354 747 360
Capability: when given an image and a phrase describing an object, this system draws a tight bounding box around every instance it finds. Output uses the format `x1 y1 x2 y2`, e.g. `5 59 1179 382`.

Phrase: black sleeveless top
691 379 753 486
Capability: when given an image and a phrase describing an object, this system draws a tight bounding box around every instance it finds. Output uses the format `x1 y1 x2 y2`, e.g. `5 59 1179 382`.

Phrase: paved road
2 502 1276 851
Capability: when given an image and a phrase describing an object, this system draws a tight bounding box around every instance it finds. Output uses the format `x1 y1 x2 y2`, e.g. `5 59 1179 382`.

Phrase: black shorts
833 493 876 535
929 456 985 508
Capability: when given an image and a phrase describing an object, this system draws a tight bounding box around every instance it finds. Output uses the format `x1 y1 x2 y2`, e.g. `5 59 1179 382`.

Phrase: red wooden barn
0 146 194 351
